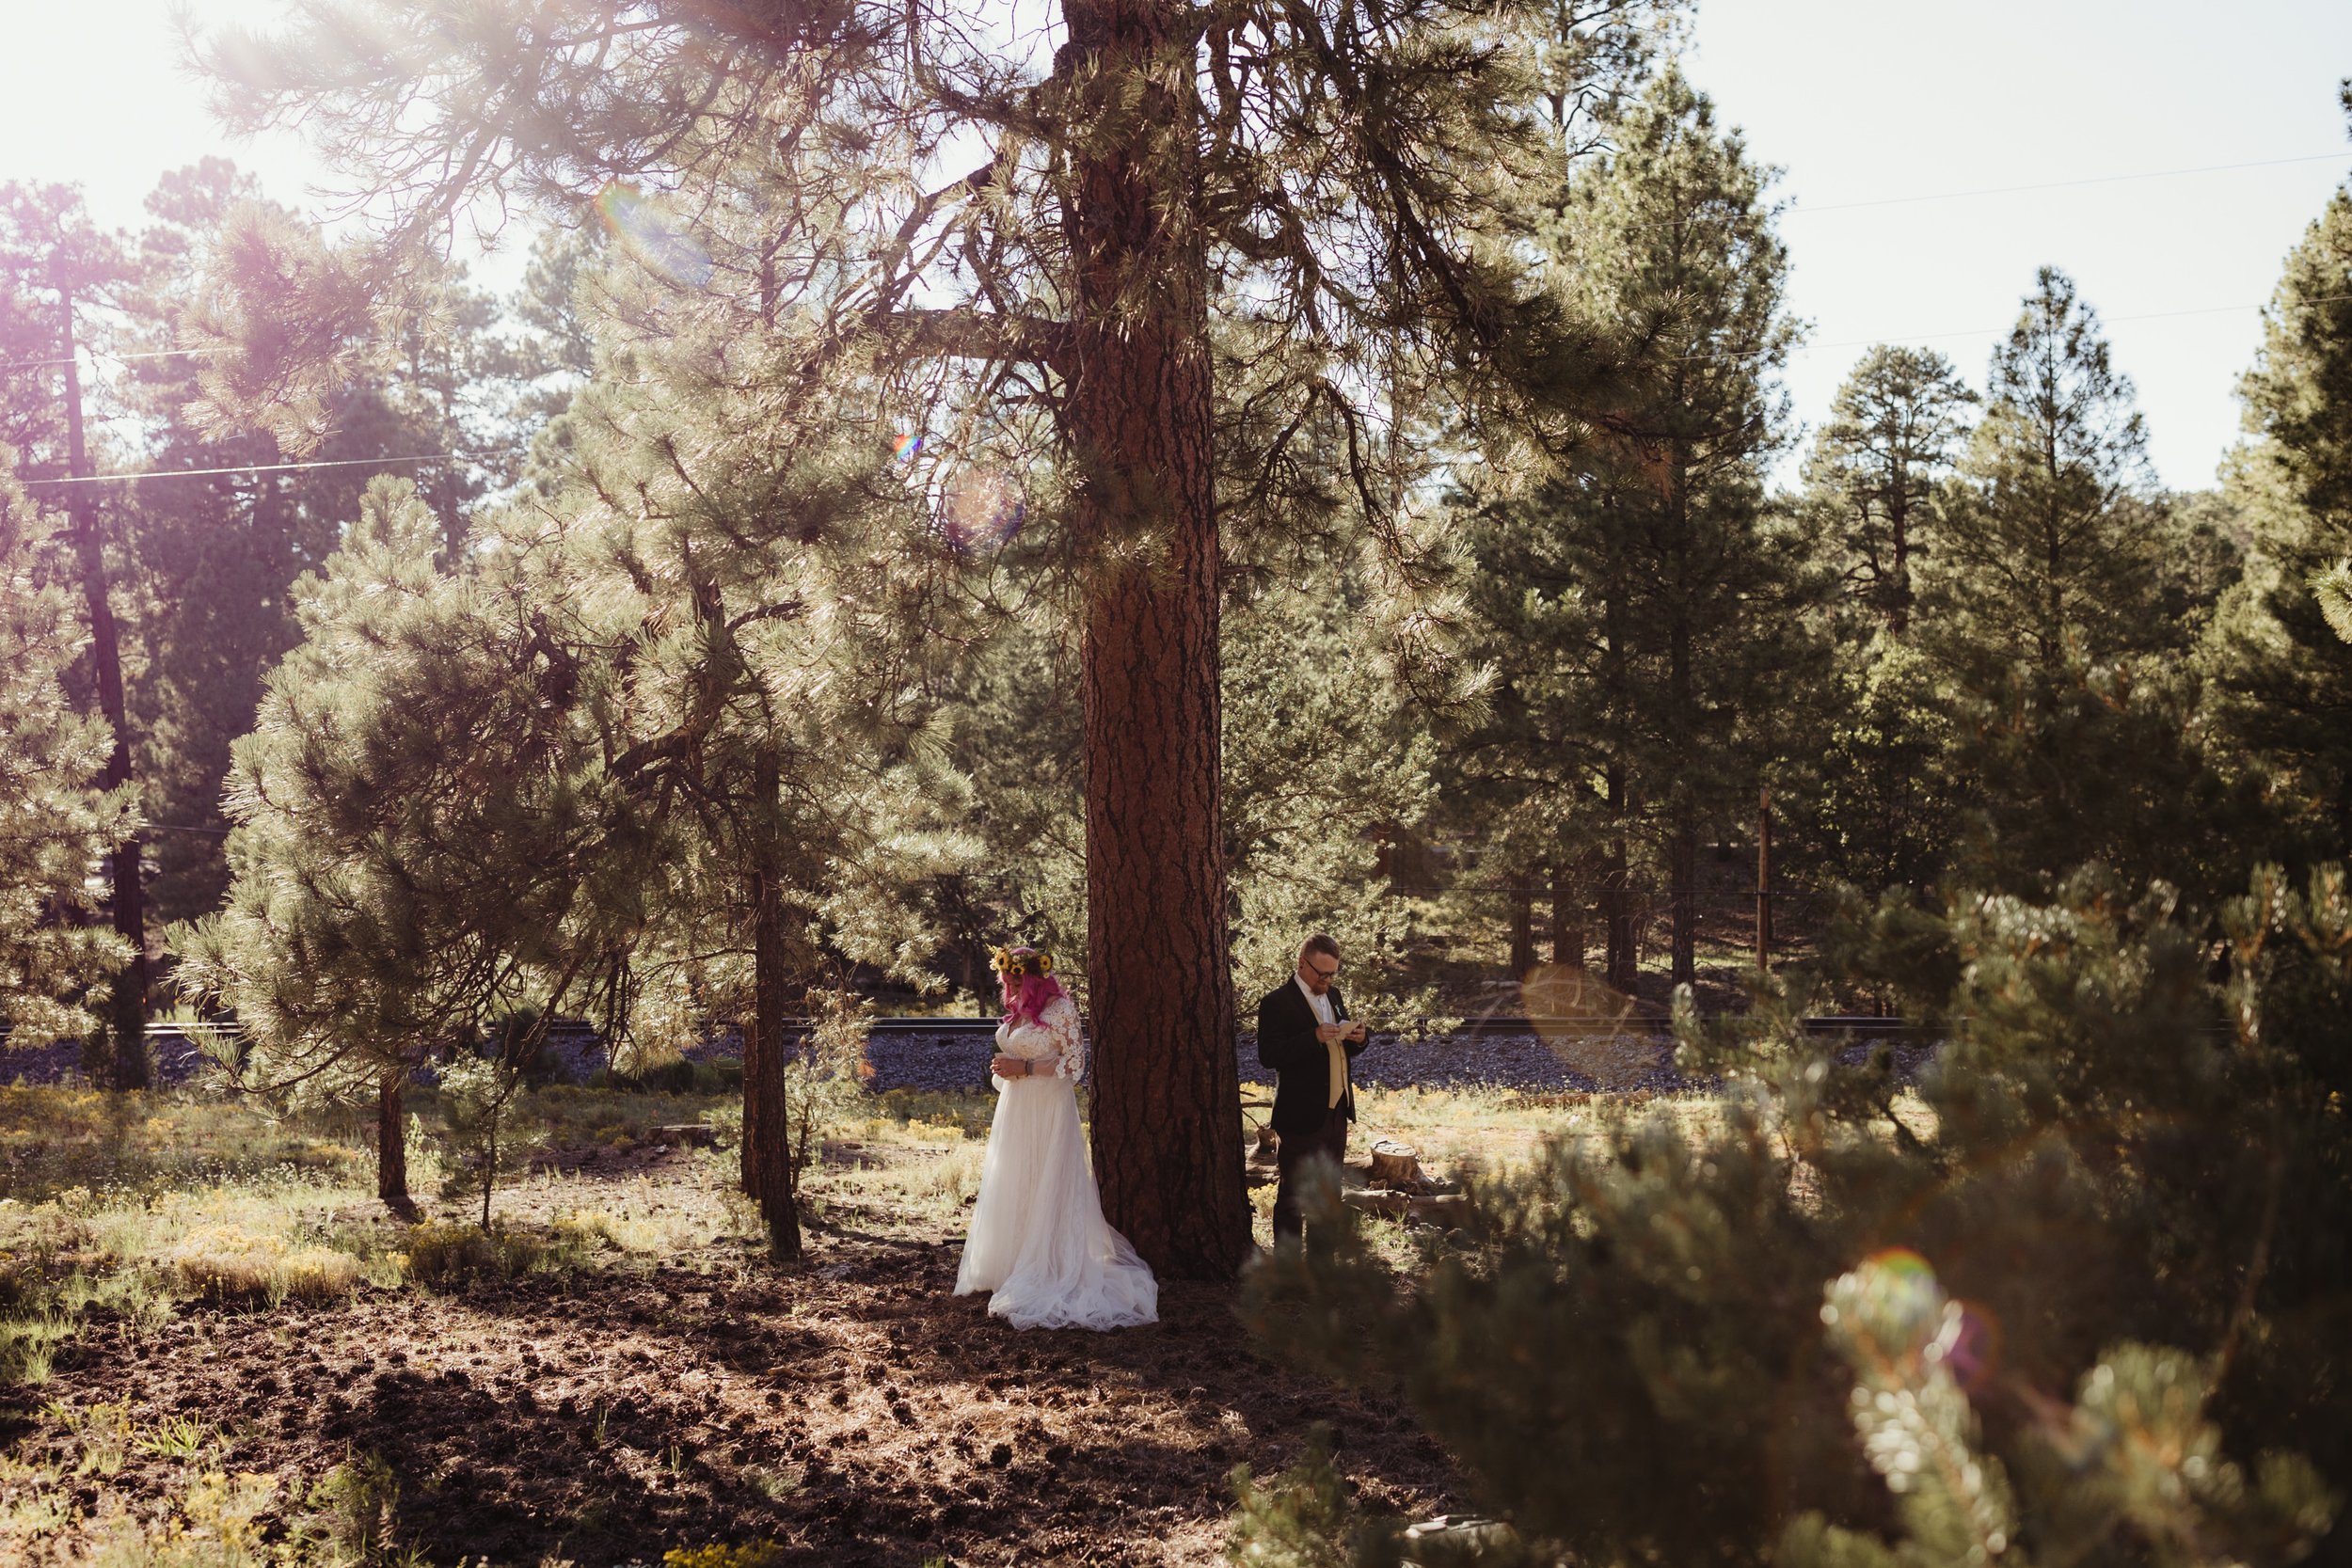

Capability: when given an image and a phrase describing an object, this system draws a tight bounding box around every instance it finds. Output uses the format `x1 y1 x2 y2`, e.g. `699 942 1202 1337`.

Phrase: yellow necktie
1327 1030 1347 1109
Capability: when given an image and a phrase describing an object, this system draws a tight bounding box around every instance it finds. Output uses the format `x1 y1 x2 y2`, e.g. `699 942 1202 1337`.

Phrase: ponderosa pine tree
2207 119 2352 846
0 458 135 1047
1796 347 1975 899
183 380 976 1246
1220 552 1438 1013
1915 271 2268 899
174 480 663 1217
119 162 539 924
1804 344 1975 633
1453 65 1812 992
1924 268 2166 677
0 182 152 1088
186 0 1672 1275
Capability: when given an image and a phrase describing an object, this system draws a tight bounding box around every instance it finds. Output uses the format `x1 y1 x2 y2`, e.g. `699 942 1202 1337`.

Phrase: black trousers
1271 1105 1351 1243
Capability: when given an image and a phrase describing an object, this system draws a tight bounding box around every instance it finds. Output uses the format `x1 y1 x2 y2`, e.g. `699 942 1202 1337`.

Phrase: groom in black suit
1256 932 1371 1245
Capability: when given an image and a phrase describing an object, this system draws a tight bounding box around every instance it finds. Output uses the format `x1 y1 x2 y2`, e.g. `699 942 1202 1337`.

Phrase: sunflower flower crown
990 944 1053 980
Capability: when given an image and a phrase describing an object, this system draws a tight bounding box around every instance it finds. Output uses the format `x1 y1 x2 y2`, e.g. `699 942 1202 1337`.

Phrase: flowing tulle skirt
954 1075 1158 1331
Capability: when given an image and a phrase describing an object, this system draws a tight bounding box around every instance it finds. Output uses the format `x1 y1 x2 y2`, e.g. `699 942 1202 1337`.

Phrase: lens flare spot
594 183 713 289
1943 1301 2002 1393
891 433 923 462
1866 1247 1934 1283
942 473 1026 552
1521 965 1662 1088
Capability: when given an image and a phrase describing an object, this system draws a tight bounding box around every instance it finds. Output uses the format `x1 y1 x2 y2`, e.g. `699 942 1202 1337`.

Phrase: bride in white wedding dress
954 945 1157 1331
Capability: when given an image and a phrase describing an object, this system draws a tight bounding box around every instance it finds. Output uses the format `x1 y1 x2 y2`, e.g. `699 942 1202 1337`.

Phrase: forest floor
0 1082 1680 1566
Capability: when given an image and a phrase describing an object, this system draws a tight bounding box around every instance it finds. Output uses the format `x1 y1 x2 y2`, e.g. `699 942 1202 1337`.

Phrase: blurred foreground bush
1240 864 2350 1567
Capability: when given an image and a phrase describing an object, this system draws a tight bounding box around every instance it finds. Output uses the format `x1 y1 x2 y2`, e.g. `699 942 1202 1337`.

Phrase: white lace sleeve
1043 996 1085 1080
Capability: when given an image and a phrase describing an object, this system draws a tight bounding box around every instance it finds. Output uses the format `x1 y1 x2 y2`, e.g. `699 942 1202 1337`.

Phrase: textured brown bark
1669 815 1697 987
60 290 148 1092
1549 865 1584 971
747 750 801 1259
376 1069 416 1219
1508 874 1536 979
1063 0 1249 1279
1665 458 1696 991
739 977 764 1201
1888 483 1912 635
1756 784 1774 973
1602 770 1637 995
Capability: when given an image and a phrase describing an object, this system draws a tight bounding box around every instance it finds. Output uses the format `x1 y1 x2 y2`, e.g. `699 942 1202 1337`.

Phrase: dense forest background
10 73 2352 1033
3 7 2352 1562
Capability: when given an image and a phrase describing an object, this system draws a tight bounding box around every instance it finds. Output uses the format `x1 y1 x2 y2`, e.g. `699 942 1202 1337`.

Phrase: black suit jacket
1256 977 1368 1137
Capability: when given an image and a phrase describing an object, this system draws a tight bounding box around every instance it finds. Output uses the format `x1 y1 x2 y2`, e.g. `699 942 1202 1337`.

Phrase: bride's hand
991 1053 1025 1078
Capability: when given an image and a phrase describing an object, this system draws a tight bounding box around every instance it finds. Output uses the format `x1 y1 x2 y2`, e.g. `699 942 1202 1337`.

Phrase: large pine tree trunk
60 293 147 1092
1063 0 1249 1279
376 1069 416 1219
1755 784 1773 973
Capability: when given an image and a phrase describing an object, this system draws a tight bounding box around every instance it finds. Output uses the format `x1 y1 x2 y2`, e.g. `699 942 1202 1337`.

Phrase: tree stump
1368 1138 1425 1190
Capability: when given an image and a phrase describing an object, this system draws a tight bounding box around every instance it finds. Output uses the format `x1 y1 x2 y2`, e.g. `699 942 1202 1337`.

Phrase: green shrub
1243 865 2350 1566
399 1220 556 1284
588 1055 739 1096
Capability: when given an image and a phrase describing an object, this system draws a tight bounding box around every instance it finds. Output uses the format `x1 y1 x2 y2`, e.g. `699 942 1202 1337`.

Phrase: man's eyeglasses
1306 960 1338 981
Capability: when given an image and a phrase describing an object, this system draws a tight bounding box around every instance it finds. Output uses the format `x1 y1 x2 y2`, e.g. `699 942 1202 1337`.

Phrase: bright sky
4 0 2348 491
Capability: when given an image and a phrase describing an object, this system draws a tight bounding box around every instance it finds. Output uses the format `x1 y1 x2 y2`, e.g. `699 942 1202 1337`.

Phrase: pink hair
1002 970 1068 1026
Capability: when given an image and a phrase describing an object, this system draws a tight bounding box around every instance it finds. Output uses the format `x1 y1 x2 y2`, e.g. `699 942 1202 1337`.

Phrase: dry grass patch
165 1225 366 1305
0 1086 370 1203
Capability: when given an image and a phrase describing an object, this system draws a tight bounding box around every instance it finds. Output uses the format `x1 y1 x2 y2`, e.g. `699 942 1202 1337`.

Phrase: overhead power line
0 343 229 373
1787 151 2349 216
1667 291 2352 365
21 451 477 486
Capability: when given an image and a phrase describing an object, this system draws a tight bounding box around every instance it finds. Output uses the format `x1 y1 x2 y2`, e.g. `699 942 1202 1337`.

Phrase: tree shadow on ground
24 1212 1455 1565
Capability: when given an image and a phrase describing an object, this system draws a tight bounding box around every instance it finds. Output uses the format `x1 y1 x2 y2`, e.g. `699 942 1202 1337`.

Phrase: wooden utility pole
1755 783 1773 973
57 286 149 1090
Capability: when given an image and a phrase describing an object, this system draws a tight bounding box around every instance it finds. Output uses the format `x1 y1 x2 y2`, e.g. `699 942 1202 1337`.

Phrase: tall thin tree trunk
1755 784 1773 973
1508 872 1536 980
1888 484 1912 635
1669 814 1697 988
59 288 147 1091
739 990 764 1201
376 1068 416 1220
1063 0 1248 1278
1550 864 1584 971
1603 768 1637 995
747 749 800 1259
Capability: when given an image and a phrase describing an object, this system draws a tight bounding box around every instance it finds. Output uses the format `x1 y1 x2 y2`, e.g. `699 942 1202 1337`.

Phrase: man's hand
1346 1021 1369 1044
991 1054 1026 1077
1314 1022 1348 1047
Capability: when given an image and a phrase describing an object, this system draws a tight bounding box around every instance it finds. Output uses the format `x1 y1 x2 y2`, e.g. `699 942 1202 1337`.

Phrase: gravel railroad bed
859 1030 1693 1095
6 1023 1925 1095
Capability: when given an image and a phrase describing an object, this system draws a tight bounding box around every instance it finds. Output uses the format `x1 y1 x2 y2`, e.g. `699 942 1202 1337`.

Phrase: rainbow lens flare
594 183 713 290
1865 1247 1934 1283
891 433 923 462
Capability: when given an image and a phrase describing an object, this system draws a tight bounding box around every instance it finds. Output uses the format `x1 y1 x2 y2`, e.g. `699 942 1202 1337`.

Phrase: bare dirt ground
6 1135 1461 1566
